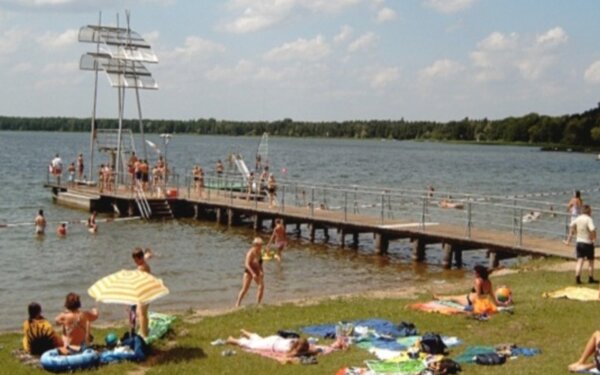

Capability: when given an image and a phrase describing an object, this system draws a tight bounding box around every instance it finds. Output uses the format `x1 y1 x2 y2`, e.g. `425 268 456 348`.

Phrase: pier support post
453 247 463 268
375 233 389 255
442 243 453 269
253 215 262 231
412 239 426 262
351 232 359 248
227 209 234 227
216 208 222 225
309 224 316 242
194 204 199 219
338 229 346 248
323 228 330 242
488 251 500 269
296 223 301 237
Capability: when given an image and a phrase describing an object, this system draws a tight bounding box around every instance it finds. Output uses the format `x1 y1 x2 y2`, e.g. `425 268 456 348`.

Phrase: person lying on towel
226 329 346 364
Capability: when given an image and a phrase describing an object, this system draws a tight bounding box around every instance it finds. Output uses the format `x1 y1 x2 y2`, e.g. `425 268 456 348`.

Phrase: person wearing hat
235 237 265 307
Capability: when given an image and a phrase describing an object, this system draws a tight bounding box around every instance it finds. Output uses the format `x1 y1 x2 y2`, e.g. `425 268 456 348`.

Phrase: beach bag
397 321 418 337
120 332 150 361
419 333 447 355
474 352 506 365
426 358 462 374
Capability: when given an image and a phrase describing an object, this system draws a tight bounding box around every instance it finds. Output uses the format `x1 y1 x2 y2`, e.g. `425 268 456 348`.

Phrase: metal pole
467 200 472 238
281 185 285 213
421 194 426 230
88 11 101 183
518 208 523 246
311 187 315 217
344 191 347 222
380 193 384 225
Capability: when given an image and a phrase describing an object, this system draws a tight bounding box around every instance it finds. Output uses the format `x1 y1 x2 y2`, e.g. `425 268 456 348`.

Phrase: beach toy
105 332 118 347
40 348 99 372
495 286 512 303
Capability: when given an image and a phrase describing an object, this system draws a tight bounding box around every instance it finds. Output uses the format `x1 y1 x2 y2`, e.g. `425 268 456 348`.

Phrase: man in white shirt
566 205 597 284
51 154 63 184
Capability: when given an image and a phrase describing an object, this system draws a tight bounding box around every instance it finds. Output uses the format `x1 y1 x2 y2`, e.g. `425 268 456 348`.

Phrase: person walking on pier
77 153 84 181
565 205 597 284
236 237 265 307
246 171 255 201
267 174 277 208
266 218 287 261
34 210 46 236
51 153 63 184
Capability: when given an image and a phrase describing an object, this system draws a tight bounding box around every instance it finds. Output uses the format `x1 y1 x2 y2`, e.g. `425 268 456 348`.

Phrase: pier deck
45 178 581 268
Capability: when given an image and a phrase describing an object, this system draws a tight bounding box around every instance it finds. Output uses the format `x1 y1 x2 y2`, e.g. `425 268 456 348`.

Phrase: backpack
426 358 462 374
397 321 418 337
474 352 506 365
419 333 447 355
120 332 150 361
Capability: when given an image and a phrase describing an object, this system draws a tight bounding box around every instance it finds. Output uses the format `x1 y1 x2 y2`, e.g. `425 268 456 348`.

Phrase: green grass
1 264 597 374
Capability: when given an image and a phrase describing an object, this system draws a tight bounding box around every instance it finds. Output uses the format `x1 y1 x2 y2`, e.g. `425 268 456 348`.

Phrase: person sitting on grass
225 329 347 364
23 302 63 355
434 265 509 314
55 293 98 352
568 331 600 372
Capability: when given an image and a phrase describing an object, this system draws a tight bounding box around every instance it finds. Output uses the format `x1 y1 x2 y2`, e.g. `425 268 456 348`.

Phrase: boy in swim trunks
235 237 265 307
266 218 287 261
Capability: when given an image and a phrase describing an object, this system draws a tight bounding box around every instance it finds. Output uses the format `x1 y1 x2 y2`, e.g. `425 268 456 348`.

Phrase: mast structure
78 11 158 184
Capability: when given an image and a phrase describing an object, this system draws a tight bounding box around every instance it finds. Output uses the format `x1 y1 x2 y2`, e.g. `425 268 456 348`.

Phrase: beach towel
301 319 411 338
543 286 599 301
146 312 176 344
408 300 467 315
453 346 495 364
365 359 426 374
335 367 374 375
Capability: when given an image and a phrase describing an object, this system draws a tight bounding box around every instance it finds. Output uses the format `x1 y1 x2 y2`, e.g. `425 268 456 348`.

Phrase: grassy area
1 263 597 374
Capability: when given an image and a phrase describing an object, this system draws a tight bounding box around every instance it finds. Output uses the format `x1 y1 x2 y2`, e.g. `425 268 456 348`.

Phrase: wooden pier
45 176 582 269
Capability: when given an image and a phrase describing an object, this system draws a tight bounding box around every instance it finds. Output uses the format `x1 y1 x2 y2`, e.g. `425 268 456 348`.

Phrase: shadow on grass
147 346 206 366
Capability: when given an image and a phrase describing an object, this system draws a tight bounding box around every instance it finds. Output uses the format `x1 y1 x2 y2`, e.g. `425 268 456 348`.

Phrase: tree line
1 104 599 147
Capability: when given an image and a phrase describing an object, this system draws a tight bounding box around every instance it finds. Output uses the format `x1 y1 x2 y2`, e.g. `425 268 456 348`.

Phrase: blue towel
301 319 411 338
511 347 541 357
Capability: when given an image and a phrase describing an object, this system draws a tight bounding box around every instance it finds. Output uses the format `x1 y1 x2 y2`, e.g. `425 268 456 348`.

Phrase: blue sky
0 0 599 122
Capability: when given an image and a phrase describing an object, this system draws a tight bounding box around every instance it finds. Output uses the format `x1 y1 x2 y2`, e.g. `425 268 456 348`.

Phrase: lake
0 131 598 331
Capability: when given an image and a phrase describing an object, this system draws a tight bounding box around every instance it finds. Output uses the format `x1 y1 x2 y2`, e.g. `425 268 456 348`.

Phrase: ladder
133 181 152 219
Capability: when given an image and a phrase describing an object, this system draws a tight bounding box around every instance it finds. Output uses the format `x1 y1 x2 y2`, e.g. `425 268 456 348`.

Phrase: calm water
1 131 599 331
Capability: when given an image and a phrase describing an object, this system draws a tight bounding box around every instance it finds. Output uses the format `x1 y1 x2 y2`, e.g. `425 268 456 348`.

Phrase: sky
0 0 599 122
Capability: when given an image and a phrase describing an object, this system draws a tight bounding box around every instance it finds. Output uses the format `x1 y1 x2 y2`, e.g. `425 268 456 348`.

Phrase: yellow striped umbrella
88 269 169 305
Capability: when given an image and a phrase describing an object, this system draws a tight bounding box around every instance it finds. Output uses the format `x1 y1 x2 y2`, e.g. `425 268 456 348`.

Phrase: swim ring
40 348 99 373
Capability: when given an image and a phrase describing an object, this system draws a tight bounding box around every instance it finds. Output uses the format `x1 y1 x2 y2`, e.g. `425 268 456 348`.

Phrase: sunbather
226 329 346 364
568 330 600 372
55 292 98 350
434 265 508 314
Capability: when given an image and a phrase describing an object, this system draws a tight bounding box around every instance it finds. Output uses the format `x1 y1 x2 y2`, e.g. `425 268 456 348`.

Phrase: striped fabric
88 269 169 305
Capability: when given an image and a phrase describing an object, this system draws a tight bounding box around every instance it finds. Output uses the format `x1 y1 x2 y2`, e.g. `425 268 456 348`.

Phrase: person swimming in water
35 210 46 236
235 237 265 307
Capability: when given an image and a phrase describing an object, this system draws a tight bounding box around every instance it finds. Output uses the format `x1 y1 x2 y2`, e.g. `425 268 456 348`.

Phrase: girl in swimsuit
434 265 506 313
55 293 98 350
235 237 265 307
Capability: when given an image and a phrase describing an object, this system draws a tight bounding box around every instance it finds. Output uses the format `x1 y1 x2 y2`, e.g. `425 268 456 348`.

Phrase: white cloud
263 35 330 62
424 0 477 13
36 28 78 49
10 61 33 73
143 31 160 46
419 59 464 80
0 28 28 57
536 27 568 48
41 60 78 75
477 31 518 51
169 36 226 60
369 66 399 89
376 7 396 23
205 59 256 84
334 25 353 44
470 28 569 82
584 61 600 84
224 0 363 33
348 32 378 53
